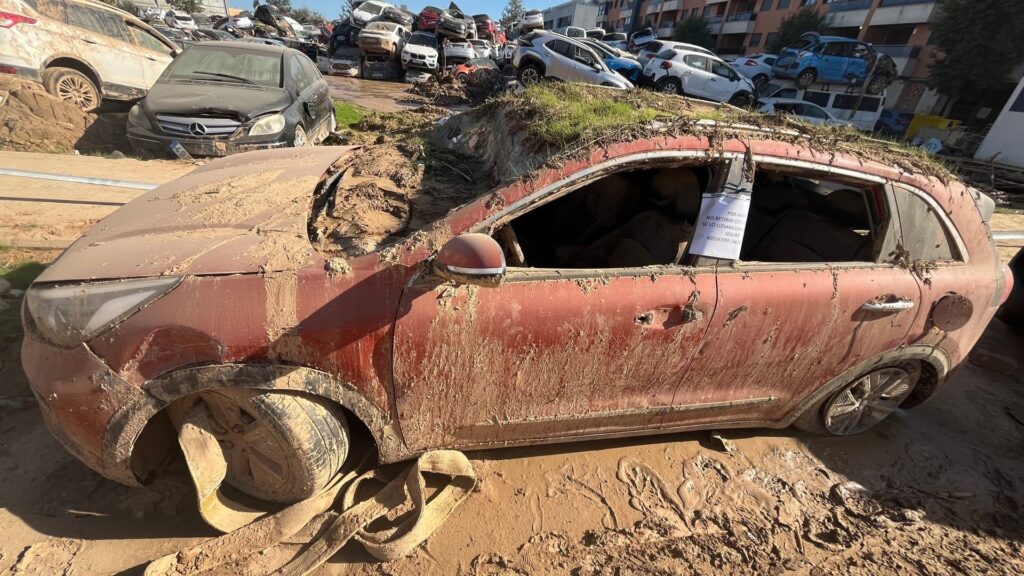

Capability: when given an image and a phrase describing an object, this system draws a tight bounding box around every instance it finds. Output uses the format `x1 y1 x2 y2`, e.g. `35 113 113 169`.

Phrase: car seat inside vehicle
740 170 880 263
495 164 712 269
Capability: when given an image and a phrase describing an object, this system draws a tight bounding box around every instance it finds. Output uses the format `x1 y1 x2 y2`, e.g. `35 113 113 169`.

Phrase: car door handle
861 298 915 313
83 38 98 44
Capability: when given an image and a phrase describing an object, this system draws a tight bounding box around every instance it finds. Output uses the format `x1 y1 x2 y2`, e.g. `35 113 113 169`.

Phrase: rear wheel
795 364 920 435
43 67 99 112
752 73 769 88
169 389 349 503
657 77 682 95
728 91 752 108
796 69 817 89
866 74 890 95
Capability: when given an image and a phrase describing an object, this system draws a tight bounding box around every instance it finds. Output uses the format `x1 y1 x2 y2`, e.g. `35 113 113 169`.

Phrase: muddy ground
1 244 1023 574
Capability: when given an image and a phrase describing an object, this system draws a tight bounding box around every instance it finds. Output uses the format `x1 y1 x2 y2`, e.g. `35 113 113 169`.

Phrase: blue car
580 38 642 83
772 32 896 95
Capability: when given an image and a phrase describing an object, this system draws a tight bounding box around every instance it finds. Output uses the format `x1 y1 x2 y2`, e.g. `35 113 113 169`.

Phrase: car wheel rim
823 367 914 435
57 76 96 110
521 68 539 84
196 393 292 496
660 82 678 94
293 127 307 147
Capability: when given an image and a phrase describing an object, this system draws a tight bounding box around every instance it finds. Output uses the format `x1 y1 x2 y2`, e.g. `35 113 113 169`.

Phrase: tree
765 6 831 54
672 16 714 49
929 0 1024 102
338 0 356 22
500 0 525 28
291 6 325 24
266 0 292 13
168 0 204 14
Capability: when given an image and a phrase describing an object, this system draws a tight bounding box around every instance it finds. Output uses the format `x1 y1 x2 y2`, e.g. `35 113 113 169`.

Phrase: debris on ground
0 77 123 154
408 68 506 106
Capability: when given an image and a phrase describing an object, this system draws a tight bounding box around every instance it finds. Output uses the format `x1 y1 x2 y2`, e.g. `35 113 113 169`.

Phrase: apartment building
595 0 939 112
543 0 602 31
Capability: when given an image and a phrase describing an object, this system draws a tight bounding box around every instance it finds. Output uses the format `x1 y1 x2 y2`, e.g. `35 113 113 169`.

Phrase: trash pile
0 76 122 154
409 67 506 106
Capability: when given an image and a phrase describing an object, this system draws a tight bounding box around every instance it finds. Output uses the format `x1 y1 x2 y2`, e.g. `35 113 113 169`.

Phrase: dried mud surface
409 69 507 106
0 77 122 154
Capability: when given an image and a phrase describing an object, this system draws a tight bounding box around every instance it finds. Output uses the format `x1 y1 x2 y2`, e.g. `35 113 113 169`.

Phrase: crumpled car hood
37 147 355 283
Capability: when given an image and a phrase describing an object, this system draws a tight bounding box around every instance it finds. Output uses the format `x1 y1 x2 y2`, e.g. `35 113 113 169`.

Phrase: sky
230 1 548 22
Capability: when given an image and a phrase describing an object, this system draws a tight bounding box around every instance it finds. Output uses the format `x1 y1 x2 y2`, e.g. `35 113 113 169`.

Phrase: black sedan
127 42 334 157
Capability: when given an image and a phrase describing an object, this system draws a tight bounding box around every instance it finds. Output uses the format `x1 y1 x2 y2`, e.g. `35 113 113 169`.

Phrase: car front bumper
127 123 288 157
21 314 145 486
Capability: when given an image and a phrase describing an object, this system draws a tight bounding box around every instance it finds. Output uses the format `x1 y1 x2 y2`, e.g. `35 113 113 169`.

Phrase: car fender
518 54 546 74
103 364 409 485
41 53 104 93
781 345 951 427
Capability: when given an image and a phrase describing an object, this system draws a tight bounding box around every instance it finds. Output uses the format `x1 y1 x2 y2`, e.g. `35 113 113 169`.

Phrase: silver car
513 30 632 89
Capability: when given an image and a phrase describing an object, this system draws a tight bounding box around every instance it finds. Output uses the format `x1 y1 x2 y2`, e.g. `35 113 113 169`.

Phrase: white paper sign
689 192 751 260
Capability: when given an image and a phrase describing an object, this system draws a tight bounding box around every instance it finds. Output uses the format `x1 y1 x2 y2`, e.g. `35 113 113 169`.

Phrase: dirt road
1 153 1024 574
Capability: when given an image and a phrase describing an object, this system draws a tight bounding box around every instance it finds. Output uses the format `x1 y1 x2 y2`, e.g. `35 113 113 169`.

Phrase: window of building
778 0 790 8
761 0 774 10
749 32 762 47
765 32 779 48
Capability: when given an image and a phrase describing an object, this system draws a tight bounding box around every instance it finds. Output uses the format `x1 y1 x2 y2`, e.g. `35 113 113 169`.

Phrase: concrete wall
542 0 601 30
975 76 1024 168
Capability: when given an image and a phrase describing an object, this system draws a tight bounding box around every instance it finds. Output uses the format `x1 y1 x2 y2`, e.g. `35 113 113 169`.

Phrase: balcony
721 12 756 35
872 0 937 25
875 44 922 77
827 0 871 28
657 21 676 38
659 0 681 10
705 0 728 4
706 15 724 25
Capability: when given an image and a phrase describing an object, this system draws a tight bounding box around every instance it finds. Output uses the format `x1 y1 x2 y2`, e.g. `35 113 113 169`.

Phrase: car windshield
362 2 385 16
367 22 397 32
584 41 613 58
164 45 282 87
409 33 437 48
156 27 189 40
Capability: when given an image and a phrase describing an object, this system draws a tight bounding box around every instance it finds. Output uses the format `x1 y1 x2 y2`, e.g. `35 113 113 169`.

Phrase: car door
542 38 576 80
569 43 602 83
64 3 147 97
125 21 176 88
293 54 330 136
817 41 850 83
392 156 728 450
708 59 740 102
681 53 713 97
664 157 922 428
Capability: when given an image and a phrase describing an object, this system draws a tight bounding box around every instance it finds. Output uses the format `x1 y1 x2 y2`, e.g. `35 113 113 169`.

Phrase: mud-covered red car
22 97 1013 505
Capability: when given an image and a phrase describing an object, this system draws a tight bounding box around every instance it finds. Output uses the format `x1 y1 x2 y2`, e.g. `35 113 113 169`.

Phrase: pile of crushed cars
324 1 514 83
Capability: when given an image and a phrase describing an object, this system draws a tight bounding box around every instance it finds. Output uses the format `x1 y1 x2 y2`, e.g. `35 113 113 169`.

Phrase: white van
757 80 885 132
0 0 178 110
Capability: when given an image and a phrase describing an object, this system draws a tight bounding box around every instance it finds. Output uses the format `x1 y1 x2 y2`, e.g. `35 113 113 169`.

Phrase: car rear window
657 49 676 60
164 45 283 87
645 41 663 53
409 33 437 48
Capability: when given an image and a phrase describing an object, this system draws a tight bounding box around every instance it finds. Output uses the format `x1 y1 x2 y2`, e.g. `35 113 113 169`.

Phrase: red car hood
37 146 355 283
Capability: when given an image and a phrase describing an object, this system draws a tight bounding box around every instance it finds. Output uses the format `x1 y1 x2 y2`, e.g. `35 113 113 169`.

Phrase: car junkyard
2 0 1024 574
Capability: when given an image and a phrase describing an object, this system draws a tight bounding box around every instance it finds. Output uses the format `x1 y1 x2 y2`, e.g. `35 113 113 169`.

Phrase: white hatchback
644 48 754 106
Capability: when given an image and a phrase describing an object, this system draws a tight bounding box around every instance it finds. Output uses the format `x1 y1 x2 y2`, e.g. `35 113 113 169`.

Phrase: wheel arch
782 345 951 427
518 55 546 74
42 55 103 95
104 364 408 486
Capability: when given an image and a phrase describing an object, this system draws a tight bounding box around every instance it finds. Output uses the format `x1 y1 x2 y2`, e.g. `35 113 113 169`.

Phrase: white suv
513 30 632 89
0 0 178 110
643 48 754 106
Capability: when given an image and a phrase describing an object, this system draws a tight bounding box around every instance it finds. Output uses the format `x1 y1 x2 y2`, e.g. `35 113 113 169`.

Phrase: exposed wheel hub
823 367 914 435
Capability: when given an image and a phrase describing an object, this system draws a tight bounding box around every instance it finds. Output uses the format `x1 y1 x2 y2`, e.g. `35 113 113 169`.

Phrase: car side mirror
434 233 506 286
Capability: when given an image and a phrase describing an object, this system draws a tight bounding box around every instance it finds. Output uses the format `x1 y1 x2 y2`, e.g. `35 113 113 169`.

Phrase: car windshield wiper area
192 71 255 85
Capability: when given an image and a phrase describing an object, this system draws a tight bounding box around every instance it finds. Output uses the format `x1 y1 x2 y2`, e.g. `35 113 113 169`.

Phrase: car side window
803 104 828 119
739 166 890 264
683 54 708 71
490 162 723 269
298 55 322 86
128 23 172 55
29 0 67 21
546 39 571 57
764 56 776 66
288 55 309 92
891 186 960 261
711 60 733 80
66 4 129 42
572 46 594 65
823 42 848 57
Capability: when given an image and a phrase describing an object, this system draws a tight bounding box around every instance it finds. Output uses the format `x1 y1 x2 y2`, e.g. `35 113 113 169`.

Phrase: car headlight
249 113 286 136
128 104 151 129
26 277 181 348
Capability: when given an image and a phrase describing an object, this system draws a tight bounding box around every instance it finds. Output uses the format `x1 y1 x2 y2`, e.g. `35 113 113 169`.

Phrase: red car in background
22 119 1012 508
473 13 497 40
418 6 441 31
453 57 499 80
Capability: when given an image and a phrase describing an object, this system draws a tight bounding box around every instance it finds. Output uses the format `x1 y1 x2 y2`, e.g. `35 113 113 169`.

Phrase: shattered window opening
738 166 889 265
891 185 962 262
492 162 723 270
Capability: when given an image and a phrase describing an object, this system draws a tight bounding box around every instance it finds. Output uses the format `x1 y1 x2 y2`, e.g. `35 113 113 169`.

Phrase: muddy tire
657 77 682 95
796 69 817 89
517 63 542 85
752 73 769 89
42 67 99 112
168 389 349 503
793 363 920 435
728 91 752 108
866 74 890 95
292 124 308 147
